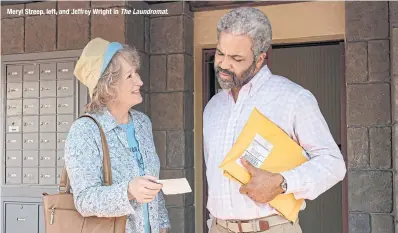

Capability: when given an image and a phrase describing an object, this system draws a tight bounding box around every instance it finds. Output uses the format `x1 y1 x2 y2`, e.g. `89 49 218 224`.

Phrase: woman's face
114 55 143 108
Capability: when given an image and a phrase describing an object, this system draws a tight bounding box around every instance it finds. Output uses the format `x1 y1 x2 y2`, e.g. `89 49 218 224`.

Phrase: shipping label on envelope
156 178 192 195
236 133 273 169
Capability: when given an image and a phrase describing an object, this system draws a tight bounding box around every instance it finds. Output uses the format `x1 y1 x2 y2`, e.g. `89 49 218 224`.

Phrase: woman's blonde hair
84 44 140 113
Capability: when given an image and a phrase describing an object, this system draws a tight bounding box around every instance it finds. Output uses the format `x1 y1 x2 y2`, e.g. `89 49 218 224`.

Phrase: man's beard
215 61 257 90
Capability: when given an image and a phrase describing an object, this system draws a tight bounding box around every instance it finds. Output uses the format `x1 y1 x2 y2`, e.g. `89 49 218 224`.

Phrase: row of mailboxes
7 80 75 99
6 62 75 83
6 167 63 185
6 150 65 167
6 97 75 116
6 115 74 133
6 133 67 150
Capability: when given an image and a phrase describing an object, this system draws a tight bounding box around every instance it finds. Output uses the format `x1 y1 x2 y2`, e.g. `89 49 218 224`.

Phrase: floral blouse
64 108 170 233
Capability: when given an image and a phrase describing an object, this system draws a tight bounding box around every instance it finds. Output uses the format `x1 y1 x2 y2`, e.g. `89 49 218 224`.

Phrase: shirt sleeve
203 106 211 166
279 89 347 200
203 125 209 166
64 118 135 217
158 191 171 229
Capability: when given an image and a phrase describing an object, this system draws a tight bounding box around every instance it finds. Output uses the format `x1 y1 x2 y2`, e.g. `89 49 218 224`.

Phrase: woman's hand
160 229 168 233
128 175 163 203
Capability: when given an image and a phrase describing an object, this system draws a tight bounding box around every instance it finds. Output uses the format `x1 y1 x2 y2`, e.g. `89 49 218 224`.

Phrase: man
203 7 347 233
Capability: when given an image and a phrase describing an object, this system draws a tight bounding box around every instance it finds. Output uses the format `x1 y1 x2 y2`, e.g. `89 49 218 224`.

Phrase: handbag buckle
258 220 270 231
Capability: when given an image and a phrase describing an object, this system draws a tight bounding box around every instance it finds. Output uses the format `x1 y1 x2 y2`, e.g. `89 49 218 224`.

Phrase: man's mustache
216 67 235 77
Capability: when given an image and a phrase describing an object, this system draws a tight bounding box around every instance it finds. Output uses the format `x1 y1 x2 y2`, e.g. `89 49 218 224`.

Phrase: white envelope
156 178 192 195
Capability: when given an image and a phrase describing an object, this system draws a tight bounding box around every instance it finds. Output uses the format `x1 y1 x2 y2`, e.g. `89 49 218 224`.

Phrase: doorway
201 41 347 233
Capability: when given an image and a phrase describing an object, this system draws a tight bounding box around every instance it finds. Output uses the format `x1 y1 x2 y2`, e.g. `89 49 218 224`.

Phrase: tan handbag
42 115 127 233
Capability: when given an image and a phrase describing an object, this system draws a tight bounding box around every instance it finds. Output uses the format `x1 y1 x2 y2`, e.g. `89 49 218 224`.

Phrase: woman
64 37 170 233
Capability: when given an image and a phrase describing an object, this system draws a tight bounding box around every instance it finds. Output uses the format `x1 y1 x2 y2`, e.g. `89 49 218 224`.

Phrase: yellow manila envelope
219 108 308 222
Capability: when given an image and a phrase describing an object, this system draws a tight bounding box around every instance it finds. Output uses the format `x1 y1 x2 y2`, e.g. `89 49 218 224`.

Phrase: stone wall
148 2 195 233
2 1 150 112
1 1 195 232
345 2 396 233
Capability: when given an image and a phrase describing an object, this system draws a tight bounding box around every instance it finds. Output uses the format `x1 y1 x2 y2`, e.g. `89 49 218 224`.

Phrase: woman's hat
74 37 123 98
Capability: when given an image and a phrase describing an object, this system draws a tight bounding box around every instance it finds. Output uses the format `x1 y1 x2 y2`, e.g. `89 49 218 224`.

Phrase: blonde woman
64 38 170 233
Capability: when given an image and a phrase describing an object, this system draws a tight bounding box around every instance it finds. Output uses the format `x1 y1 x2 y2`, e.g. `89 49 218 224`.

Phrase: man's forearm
280 152 346 200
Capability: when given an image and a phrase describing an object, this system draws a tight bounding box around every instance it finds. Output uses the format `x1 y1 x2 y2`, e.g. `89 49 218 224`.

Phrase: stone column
345 2 395 233
390 2 398 233
149 2 195 233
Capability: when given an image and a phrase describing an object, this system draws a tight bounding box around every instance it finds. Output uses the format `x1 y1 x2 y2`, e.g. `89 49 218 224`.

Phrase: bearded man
203 7 346 233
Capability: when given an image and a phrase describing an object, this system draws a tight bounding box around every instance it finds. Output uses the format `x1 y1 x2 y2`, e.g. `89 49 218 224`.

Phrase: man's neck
231 88 240 102
107 103 131 124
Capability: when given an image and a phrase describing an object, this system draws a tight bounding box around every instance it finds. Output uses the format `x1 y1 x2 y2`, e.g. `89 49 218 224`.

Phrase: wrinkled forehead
217 32 253 57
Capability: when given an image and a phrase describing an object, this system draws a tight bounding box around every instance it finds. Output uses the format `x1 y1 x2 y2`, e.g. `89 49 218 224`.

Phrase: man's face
214 32 259 90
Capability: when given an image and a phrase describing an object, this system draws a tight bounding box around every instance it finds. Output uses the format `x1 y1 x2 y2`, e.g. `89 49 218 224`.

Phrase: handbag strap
59 115 112 193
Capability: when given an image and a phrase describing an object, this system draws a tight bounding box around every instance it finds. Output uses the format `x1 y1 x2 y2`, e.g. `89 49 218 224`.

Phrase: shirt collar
93 108 143 133
247 64 272 96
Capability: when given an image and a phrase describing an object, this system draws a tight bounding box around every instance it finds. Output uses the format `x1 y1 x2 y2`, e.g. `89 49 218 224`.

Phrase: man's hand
239 158 285 203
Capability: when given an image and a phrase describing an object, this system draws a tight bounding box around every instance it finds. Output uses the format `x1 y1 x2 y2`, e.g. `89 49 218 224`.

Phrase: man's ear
255 52 267 69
